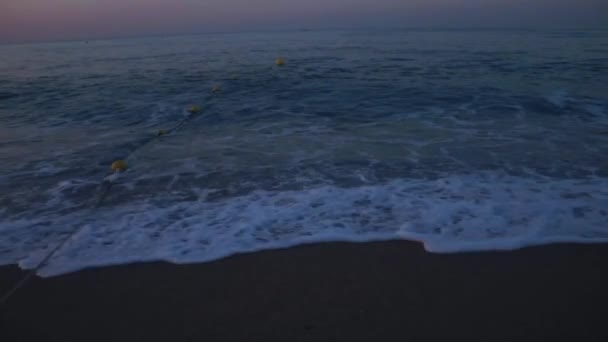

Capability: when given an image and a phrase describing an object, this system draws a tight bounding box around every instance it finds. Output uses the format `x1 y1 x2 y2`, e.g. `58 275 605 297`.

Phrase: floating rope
0 181 113 305
0 95 212 306
1 66 276 305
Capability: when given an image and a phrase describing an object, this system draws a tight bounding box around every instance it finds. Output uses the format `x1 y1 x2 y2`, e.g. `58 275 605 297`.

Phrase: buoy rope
1 61 284 306
0 182 112 305
0 96 211 306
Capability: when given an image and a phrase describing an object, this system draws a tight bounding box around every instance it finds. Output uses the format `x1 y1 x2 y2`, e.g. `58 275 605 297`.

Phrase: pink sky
1 0 606 43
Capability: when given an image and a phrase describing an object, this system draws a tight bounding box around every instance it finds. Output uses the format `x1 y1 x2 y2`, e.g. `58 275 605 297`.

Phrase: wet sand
1 241 608 341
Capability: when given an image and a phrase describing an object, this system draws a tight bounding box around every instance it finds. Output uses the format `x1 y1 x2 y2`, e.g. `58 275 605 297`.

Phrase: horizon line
2 25 607 47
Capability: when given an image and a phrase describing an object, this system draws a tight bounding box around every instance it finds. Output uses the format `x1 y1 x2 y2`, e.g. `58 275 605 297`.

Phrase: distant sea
1 29 607 276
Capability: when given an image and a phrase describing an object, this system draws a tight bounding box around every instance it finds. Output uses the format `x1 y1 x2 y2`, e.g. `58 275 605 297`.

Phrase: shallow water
1 29 607 276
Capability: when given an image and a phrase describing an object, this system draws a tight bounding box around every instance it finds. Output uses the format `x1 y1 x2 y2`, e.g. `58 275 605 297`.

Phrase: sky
1 0 607 43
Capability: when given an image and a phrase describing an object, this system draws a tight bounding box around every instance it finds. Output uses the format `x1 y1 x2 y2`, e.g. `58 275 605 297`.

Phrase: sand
1 241 608 341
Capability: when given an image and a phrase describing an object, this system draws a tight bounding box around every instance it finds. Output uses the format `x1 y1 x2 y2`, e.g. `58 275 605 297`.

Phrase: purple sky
1 0 606 43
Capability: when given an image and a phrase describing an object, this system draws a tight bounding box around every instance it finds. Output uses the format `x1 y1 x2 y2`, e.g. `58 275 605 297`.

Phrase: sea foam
2 172 606 277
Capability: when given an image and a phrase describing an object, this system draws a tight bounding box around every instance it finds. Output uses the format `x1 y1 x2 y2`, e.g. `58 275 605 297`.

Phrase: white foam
2 172 607 277
546 90 569 108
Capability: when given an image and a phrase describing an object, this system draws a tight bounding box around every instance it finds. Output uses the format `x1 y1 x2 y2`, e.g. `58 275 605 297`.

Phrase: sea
1 29 607 276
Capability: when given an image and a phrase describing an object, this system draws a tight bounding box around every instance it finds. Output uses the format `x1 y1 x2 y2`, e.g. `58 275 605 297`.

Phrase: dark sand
1 241 608 341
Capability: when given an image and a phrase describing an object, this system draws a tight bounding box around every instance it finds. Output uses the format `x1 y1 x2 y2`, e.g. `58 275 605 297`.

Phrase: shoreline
2 240 608 341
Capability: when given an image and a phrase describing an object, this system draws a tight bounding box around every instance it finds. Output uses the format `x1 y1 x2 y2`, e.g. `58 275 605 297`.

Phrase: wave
1 172 607 277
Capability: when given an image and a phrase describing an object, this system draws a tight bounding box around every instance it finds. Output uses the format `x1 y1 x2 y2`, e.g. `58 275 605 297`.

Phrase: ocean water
1 29 607 276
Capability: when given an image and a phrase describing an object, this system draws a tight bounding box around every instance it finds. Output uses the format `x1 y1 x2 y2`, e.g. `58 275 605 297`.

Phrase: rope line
0 182 112 305
0 98 210 306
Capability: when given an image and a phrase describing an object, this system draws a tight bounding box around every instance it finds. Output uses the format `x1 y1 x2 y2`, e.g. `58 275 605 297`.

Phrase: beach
2 241 608 341
1 8 608 342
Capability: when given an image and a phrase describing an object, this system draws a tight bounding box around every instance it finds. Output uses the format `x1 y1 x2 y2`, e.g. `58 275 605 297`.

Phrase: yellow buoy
157 129 168 136
275 57 285 66
111 160 128 172
187 105 201 114
212 84 221 93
